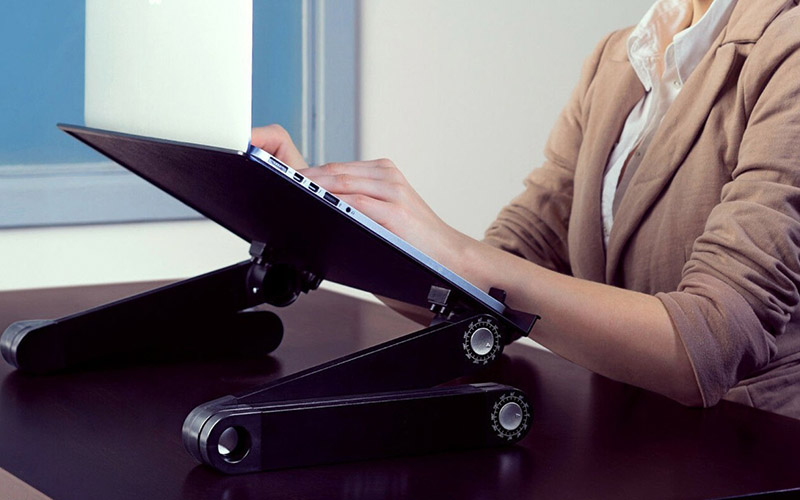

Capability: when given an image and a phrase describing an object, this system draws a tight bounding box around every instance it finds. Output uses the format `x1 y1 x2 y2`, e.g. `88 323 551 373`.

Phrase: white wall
0 220 246 291
0 1 647 293
359 0 647 238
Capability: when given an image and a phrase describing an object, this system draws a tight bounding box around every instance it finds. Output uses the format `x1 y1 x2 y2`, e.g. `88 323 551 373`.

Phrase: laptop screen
84 0 252 151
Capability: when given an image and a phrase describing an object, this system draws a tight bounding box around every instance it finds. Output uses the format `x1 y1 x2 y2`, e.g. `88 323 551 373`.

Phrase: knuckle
376 158 396 169
265 124 288 138
353 194 371 207
338 174 355 190
324 162 343 175
389 168 405 183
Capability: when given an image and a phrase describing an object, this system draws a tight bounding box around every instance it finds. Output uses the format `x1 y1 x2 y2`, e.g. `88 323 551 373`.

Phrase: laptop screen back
84 0 252 151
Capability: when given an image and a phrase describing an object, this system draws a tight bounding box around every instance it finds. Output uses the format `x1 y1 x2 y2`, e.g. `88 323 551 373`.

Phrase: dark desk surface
2 282 800 500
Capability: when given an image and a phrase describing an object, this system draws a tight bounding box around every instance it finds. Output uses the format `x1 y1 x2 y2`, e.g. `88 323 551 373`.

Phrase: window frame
0 0 358 229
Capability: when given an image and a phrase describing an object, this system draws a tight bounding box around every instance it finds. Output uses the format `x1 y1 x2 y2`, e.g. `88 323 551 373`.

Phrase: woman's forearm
247 134 705 408
444 232 703 406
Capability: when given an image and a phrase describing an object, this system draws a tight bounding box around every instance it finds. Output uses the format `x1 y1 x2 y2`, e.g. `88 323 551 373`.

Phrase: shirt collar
671 0 737 85
627 0 737 91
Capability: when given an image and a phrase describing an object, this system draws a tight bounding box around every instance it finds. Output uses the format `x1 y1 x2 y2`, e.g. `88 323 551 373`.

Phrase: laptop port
268 158 288 172
323 192 340 206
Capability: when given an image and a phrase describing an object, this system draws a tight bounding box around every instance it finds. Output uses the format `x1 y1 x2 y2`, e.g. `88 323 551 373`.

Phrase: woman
252 0 800 418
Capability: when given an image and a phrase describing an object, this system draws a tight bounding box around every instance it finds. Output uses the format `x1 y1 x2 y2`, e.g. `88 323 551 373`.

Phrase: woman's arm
250 30 702 407
457 232 702 406
250 126 702 406
301 160 703 407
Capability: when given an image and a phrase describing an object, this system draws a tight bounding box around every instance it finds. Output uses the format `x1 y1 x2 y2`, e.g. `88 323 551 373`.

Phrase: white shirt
600 0 737 246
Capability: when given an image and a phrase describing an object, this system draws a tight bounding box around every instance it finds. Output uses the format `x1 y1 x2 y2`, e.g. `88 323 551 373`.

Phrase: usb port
268 158 288 172
308 182 319 193
323 192 340 206
293 172 304 183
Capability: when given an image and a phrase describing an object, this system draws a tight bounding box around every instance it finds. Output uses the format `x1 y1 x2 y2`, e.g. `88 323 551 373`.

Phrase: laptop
76 1 522 327
84 0 252 151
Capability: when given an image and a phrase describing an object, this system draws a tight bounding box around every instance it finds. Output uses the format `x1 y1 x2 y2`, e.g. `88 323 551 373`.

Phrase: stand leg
236 314 507 403
0 261 280 373
196 383 532 474
183 313 533 473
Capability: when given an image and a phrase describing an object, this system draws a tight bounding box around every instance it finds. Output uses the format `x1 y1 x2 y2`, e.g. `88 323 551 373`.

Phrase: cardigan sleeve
482 32 615 275
656 15 800 406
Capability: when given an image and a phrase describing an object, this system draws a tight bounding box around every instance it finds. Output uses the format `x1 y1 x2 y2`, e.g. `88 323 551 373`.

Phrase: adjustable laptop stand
1 125 540 474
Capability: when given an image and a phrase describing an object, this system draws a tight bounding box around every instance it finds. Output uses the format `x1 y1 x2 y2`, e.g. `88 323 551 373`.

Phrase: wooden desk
1 283 800 500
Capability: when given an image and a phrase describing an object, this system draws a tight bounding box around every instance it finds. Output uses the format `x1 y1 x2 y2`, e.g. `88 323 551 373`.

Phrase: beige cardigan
485 0 800 418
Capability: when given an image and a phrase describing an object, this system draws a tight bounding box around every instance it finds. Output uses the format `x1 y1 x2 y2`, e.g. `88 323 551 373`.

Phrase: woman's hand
303 159 469 268
251 125 309 171
251 125 467 269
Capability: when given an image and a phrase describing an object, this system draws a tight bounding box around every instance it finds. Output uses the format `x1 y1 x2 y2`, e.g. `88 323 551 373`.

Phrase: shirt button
673 80 682 88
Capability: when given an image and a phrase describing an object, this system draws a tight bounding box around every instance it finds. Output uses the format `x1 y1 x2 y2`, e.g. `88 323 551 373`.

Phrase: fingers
337 194 399 228
305 173 402 202
250 124 292 154
251 124 309 170
304 158 422 233
303 158 407 201
308 159 404 182
309 159 457 263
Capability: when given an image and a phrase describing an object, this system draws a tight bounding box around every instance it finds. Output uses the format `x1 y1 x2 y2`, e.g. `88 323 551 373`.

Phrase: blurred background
0 0 645 294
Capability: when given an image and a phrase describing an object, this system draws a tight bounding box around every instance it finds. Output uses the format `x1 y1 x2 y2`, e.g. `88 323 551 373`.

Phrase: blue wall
0 1 303 166
0 2 92 164
253 0 304 142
